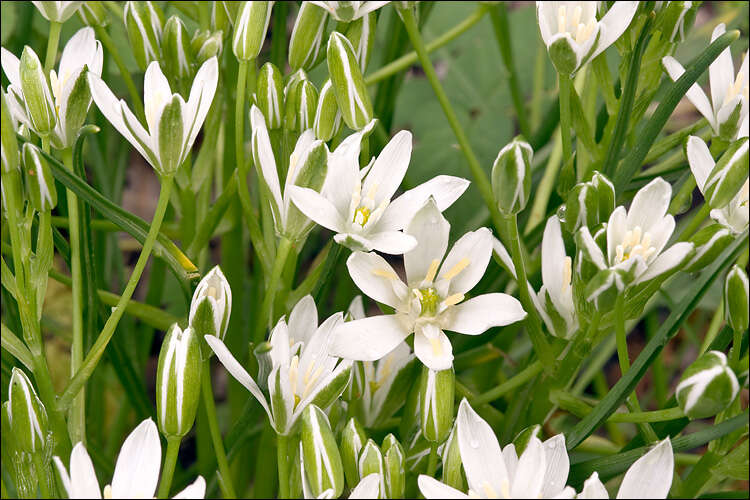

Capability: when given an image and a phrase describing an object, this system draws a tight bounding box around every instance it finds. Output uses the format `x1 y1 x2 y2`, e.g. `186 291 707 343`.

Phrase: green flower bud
19 47 56 135
512 424 542 455
584 268 629 312
655 1 698 43
491 137 532 216
418 366 454 444
684 223 733 272
156 324 202 438
314 79 342 142
212 1 238 36
8 368 48 454
441 423 464 490
344 12 377 71
703 137 749 210
289 2 328 71
283 69 307 132
256 62 284 129
1 90 19 173
22 143 57 212
124 1 165 71
296 79 318 132
189 266 232 350
340 417 367 488
676 351 739 419
564 171 615 233
232 1 272 61
78 1 109 27
724 265 749 334
327 31 373 130
358 439 384 496
194 31 224 66
301 405 345 498
382 434 405 498
162 16 195 83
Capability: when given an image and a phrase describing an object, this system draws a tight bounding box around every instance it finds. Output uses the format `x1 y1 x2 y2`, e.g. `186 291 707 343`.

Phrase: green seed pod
684 223 734 272
256 62 284 129
441 423 464 490
418 366 455 444
289 2 328 71
155 95 185 177
314 79 342 142
124 1 165 71
564 171 615 233
19 47 56 135
232 1 272 61
703 137 749 210
676 351 739 419
382 434 405 498
253 341 274 390
512 424 542 455
22 143 57 212
54 60 94 150
340 417 367 488
296 79 318 132
326 31 373 130
8 368 48 454
189 265 232 355
1 90 19 173
78 1 109 27
724 265 749 334
162 16 195 83
301 405 345 499
195 31 224 66
156 324 202 438
491 137 533 216
358 439 384 496
344 12 377 72
548 36 579 76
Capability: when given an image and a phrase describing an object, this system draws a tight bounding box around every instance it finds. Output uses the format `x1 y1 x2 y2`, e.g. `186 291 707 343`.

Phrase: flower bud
358 439 385 496
162 16 195 83
314 79 342 142
564 171 615 233
8 368 48 454
327 31 373 130
724 265 749 334
301 405 345 498
124 1 164 71
654 1 697 43
283 70 307 132
296 79 318 132
194 31 224 66
344 12 377 71
676 351 739 419
22 143 57 212
418 366 455 443
256 62 283 129
232 1 272 61
156 324 202 438
289 2 327 71
491 138 532 215
1 91 19 173
684 224 734 272
340 417 367 488
441 423 464 490
189 266 232 349
19 47 56 135
78 1 109 27
703 137 749 210
212 1 237 36
382 434 405 498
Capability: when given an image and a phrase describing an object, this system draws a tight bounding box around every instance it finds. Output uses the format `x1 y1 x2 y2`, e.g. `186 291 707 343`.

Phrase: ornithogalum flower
536 1 639 75
32 1 83 22
289 124 470 254
2 27 103 148
686 135 749 234
418 399 574 498
578 439 674 498
663 24 749 140
88 56 218 177
308 1 389 22
53 419 205 498
205 295 352 435
330 198 526 371
188 265 232 341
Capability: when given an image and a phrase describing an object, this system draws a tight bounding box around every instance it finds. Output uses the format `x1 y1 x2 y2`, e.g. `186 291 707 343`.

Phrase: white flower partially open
88 57 218 177
308 1 389 22
662 23 749 140
418 399 575 499
289 122 470 254
53 418 206 499
330 199 526 371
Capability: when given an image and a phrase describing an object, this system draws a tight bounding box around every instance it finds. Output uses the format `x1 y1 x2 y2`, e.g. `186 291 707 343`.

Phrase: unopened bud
724 265 749 334
195 31 224 65
358 439 384 497
22 143 57 212
232 1 272 61
289 2 327 71
19 47 56 135
256 62 284 129
441 423 464 490
491 137 532 215
301 405 345 498
418 366 455 443
344 12 377 71
283 70 307 132
314 79 342 142
564 171 615 232
655 1 697 43
684 224 734 272
382 434 405 498
124 1 164 70
327 31 373 130
296 79 318 132
212 1 238 36
78 1 109 27
162 16 195 83
1 91 19 173
8 368 48 454
340 417 367 488
703 137 749 210
189 266 232 349
676 351 739 419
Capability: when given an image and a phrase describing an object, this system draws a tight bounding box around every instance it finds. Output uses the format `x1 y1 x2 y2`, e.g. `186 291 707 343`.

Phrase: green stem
57 176 174 411
312 242 342 303
32 452 51 498
277 433 290 499
157 436 181 498
426 442 439 477
95 26 145 122
609 407 684 423
201 360 236 498
44 21 61 74
473 361 543 405
256 237 294 341
558 73 573 165
730 328 743 367
530 43 546 132
235 59 249 174
677 203 710 241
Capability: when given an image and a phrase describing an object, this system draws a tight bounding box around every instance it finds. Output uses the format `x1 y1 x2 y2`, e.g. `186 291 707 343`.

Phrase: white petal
250 105 283 215
553 486 577 499
53 456 73 499
347 295 366 320
182 57 219 160
643 214 676 264
616 439 674 499
579 472 609 499
418 475 470 499
662 56 716 129
510 436 545 498
593 1 639 59
346 251 406 308
69 442 102 499
439 228 493 295
361 130 412 207
536 2 553 47
288 294 318 345
492 236 517 278
542 215 567 308
204 335 272 420
356 1 390 17
349 473 382 499
325 123 373 212
329 315 411 362
366 230 418 255
172 476 206 499
268 319 291 369
502 444 518 480
456 398 509 496
143 61 172 135
635 242 693 284
414 324 453 371
444 293 526 335
709 24 734 112
542 434 569 498
110 419 161 499
288 186 345 233
686 135 714 192
579 226 608 270
404 198 450 286
626 177 672 234
1 47 21 88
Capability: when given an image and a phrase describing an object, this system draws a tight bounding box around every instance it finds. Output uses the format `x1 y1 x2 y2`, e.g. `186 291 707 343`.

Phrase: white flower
88 57 218 177
418 398 575 499
308 1 390 22
662 23 749 140
2 27 103 148
686 135 749 234
348 474 382 499
330 198 526 371
289 122 470 254
578 438 674 498
536 1 639 75
188 265 232 340
53 418 205 499
577 177 694 285
32 1 83 22
205 295 352 435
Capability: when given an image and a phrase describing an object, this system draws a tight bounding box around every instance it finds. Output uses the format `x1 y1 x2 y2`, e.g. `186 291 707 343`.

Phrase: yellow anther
562 256 572 292
571 5 582 28
372 268 399 280
103 485 113 499
558 5 566 34
353 206 371 226
443 293 464 307
442 258 470 281
482 481 500 499
424 259 440 284
365 182 379 201
206 286 217 299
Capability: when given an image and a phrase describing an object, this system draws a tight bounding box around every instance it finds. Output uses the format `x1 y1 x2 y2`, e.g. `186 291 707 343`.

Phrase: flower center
556 4 597 43
288 354 324 406
615 226 656 264
417 287 440 316
353 206 371 226
350 182 387 229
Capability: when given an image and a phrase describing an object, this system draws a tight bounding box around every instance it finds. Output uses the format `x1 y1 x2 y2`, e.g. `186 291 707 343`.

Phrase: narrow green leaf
1 322 34 372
